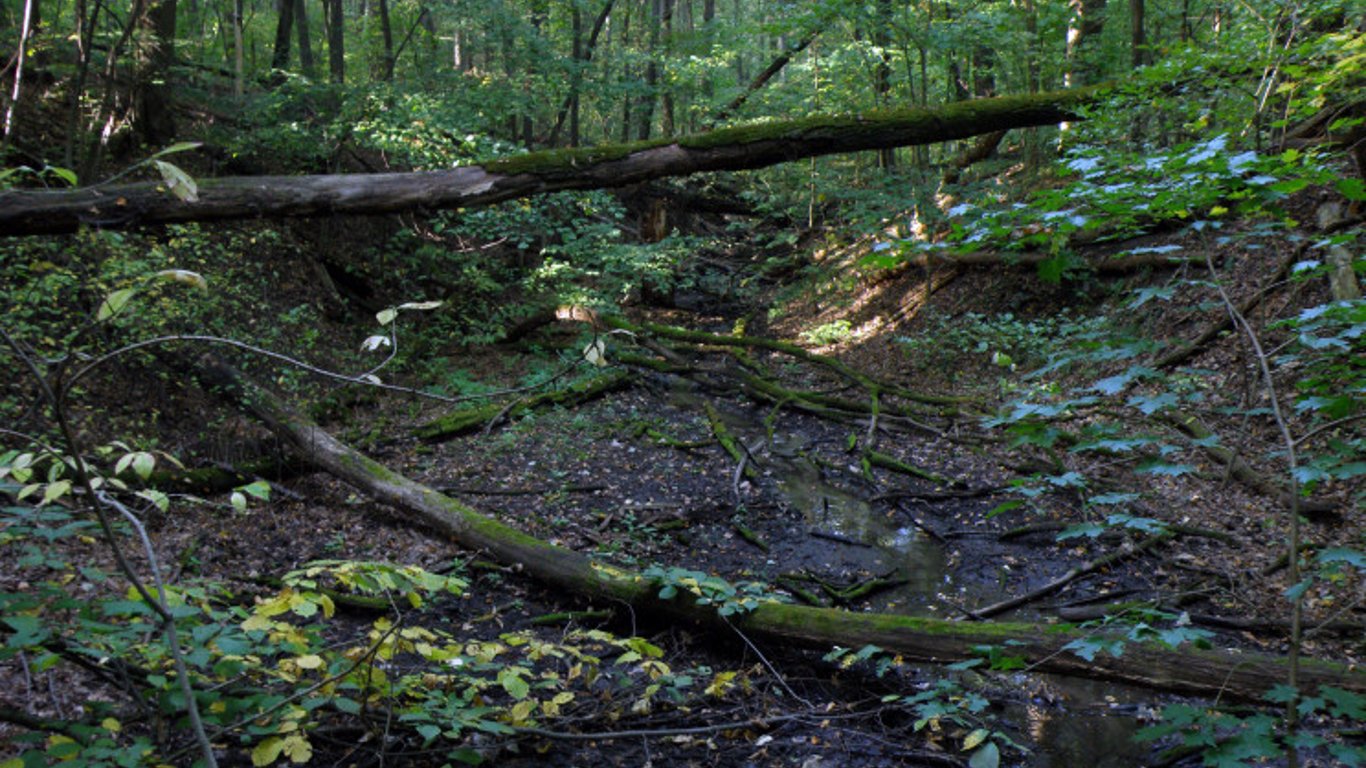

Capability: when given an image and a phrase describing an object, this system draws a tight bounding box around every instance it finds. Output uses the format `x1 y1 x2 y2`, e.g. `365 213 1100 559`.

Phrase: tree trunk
2 0 36 142
233 0 246 94
192 356 1366 704
326 0 344 82
377 0 395 80
271 0 294 72
1066 0 1107 87
637 0 662 140
0 87 1104 236
874 0 895 169
1131 0 1147 69
294 0 316 78
569 3 582 146
134 0 179 146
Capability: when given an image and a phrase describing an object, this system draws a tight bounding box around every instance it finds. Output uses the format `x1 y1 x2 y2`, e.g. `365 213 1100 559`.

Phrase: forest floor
2 188 1362 767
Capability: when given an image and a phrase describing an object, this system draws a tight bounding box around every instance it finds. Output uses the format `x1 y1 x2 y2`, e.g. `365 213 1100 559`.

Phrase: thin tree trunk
326 0 343 82
2 0 36 142
637 0 661 140
294 0 315 77
233 0 246 94
874 0 895 168
1131 0 1147 68
63 0 98 166
570 3 582 146
80 0 148 181
377 0 395 80
710 29 817 125
660 0 675 138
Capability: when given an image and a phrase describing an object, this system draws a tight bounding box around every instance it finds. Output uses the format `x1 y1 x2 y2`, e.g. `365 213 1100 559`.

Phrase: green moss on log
416 371 632 442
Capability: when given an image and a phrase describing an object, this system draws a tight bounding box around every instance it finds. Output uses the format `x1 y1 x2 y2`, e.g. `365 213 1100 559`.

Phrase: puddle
1007 675 1152 768
657 385 1151 765
664 385 946 612
773 454 947 612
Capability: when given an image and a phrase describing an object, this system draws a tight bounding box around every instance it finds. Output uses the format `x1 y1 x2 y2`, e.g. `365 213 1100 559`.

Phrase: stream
667 386 1153 766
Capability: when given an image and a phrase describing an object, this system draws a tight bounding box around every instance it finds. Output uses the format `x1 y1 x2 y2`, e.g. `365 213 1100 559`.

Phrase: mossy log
195 356 1366 704
415 370 632 442
0 88 1101 237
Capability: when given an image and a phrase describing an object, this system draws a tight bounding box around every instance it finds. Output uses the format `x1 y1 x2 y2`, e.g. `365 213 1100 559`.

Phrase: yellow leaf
241 614 276 632
318 594 335 618
294 654 324 670
705 670 737 697
101 717 122 733
282 734 313 764
963 728 989 751
509 699 537 724
251 736 285 767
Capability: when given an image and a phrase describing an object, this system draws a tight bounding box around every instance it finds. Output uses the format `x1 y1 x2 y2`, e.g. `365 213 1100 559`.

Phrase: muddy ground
2 201 1363 767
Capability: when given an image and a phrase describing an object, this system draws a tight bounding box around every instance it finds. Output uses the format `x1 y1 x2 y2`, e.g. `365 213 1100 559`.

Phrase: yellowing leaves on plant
706 670 738 697
294 654 325 670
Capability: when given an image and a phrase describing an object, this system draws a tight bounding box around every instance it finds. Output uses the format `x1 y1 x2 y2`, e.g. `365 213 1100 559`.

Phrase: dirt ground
2 199 1362 767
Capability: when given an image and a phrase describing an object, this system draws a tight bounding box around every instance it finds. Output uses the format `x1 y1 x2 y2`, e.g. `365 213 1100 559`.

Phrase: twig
967 534 1173 620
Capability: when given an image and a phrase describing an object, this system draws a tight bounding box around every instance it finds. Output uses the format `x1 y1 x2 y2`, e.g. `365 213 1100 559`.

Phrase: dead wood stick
968 534 1174 620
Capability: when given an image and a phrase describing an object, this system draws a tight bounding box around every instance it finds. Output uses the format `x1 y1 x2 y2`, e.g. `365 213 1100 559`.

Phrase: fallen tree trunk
415 370 632 442
0 88 1101 237
193 356 1366 703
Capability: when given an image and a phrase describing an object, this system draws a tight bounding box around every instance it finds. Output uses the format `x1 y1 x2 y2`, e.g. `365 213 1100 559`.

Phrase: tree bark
294 0 316 78
134 0 178 146
0 87 1103 236
326 0 344 82
192 355 1366 704
271 0 294 73
377 0 395 80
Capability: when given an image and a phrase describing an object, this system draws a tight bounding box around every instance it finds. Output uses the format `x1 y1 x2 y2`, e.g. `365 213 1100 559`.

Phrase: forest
0 0 1363 765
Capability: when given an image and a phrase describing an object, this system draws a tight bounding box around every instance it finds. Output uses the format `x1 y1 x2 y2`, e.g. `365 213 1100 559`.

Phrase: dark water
666 387 1149 767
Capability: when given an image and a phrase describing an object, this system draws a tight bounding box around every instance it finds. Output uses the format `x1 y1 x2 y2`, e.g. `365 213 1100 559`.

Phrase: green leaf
1263 683 1299 704
376 308 398 326
1058 523 1107 540
96 287 138 321
48 166 79 186
1284 578 1312 602
1037 254 1069 283
150 141 202 159
152 160 199 202
1137 460 1197 477
132 452 155 480
238 480 271 501
968 741 1000 768
1317 548 1366 570
1335 177 1366 202
498 668 530 700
